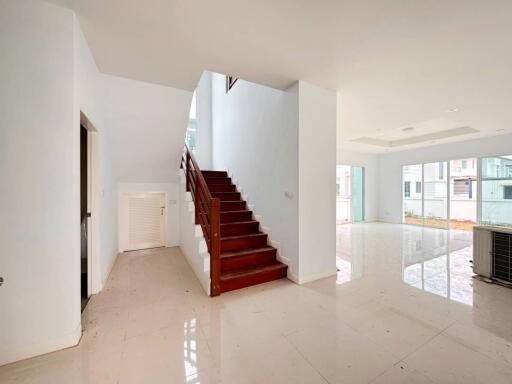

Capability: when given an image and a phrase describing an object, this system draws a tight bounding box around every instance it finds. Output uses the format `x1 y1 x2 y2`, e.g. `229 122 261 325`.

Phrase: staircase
202 170 288 293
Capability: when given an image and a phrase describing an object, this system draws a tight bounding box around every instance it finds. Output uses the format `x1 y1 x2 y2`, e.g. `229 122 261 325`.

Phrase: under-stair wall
178 171 211 294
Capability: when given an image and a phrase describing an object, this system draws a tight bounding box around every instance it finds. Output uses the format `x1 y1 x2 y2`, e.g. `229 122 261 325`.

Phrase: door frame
80 112 101 295
119 191 168 252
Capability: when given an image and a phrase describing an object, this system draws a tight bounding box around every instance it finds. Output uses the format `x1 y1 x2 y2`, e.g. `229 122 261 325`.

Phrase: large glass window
403 164 423 225
404 155 512 230
481 155 512 226
449 158 477 231
423 162 448 229
185 92 197 152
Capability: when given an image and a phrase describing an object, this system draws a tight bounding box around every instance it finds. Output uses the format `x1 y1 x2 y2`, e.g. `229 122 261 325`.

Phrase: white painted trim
87 131 93 297
0 323 81 367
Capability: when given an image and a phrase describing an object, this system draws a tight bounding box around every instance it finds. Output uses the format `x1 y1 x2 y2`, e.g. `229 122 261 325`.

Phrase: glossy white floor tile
2 223 512 383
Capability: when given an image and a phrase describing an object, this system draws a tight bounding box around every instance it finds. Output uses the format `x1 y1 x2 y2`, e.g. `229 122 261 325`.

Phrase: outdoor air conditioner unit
473 226 512 285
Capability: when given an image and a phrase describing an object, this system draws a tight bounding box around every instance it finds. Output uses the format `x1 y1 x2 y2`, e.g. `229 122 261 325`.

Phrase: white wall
0 1 193 365
102 74 192 261
195 72 213 169
102 74 193 184
337 149 379 222
179 172 211 294
211 74 336 283
0 0 81 365
378 134 512 223
212 73 300 276
118 183 180 250
297 82 337 282
74 14 118 294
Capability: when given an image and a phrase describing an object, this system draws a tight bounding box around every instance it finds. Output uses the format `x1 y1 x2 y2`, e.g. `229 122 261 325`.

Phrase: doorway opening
80 124 89 311
336 165 365 224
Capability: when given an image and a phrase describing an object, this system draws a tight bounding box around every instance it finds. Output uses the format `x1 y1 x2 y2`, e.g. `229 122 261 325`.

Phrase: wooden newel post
185 151 190 192
194 171 200 224
210 198 221 297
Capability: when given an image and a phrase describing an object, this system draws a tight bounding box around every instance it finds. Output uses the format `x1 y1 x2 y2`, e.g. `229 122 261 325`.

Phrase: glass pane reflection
402 227 473 306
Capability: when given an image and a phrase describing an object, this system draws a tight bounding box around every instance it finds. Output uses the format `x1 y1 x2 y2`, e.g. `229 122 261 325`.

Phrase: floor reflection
183 318 199 380
336 223 476 306
402 226 474 306
336 224 364 284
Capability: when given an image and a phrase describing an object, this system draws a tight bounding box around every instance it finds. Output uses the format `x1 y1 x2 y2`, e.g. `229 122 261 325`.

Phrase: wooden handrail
181 145 221 296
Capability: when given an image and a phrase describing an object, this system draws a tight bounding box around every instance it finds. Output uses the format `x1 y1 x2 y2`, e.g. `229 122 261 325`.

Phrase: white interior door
126 193 165 251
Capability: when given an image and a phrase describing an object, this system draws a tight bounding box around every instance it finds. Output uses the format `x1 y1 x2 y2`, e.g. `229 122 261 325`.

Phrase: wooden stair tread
202 170 227 175
221 246 275 259
220 262 287 280
221 220 258 226
185 162 288 294
221 232 265 240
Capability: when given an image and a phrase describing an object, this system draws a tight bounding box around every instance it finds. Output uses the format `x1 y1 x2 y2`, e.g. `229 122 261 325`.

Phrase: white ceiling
48 0 512 153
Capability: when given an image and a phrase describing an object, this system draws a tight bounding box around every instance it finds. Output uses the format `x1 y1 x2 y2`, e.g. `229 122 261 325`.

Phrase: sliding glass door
403 162 449 229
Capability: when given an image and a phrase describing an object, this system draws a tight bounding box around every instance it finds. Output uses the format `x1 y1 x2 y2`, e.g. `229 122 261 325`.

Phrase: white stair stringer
178 170 211 295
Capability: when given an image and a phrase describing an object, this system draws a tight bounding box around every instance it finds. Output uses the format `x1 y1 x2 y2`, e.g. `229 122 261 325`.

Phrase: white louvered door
126 193 165 251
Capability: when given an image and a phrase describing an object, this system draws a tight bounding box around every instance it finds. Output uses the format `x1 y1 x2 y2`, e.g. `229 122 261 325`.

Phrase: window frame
504 185 512 200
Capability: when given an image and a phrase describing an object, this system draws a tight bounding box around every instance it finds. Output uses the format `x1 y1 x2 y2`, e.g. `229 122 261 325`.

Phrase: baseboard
0 323 82 367
287 270 300 284
99 249 119 292
295 269 338 284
